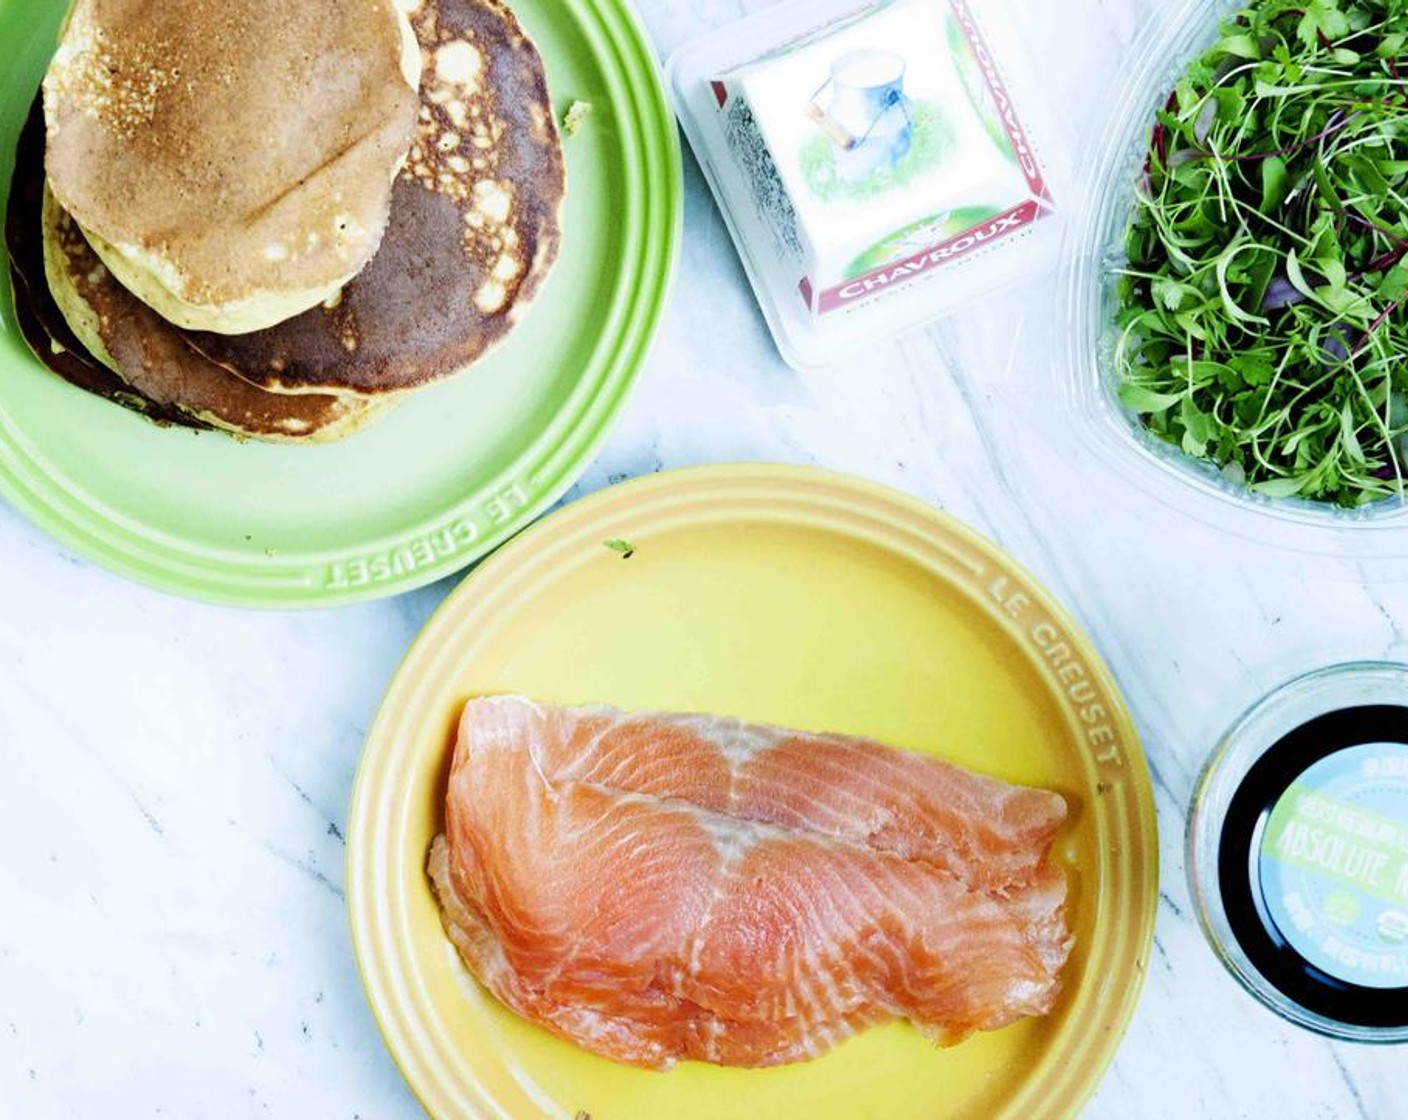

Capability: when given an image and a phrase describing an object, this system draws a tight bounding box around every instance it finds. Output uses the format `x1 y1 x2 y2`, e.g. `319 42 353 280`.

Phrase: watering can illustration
807 50 914 183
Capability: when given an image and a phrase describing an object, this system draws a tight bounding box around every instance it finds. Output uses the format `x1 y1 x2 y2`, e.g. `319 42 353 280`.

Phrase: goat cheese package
668 0 1067 370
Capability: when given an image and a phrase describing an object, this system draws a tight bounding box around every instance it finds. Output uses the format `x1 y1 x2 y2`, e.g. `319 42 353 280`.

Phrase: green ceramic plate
0 0 680 608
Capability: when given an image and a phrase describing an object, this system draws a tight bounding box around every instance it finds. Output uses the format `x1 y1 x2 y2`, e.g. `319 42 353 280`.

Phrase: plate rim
0 0 682 609
346 461 1161 1120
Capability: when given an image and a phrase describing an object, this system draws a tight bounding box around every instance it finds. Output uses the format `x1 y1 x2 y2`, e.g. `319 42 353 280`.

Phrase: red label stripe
948 0 1048 199
815 199 1044 314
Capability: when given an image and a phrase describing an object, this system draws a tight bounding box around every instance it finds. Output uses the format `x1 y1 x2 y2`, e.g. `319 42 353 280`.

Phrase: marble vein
0 0 1402 1116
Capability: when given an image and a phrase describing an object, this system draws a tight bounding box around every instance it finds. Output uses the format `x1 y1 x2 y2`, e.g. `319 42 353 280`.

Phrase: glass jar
1189 663 1408 1042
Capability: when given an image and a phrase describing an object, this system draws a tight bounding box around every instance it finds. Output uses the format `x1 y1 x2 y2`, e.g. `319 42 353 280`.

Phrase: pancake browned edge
43 188 391 442
184 0 566 397
11 87 386 442
5 99 203 430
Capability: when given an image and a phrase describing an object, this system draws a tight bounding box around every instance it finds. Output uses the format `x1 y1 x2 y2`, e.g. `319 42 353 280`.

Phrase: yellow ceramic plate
347 464 1158 1120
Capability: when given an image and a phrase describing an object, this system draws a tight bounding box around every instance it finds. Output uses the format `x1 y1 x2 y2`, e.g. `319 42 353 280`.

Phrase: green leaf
1230 354 1275 387
1260 155 1289 214
1217 33 1262 60
1312 156 1345 211
1253 476 1310 498
603 539 636 559
1216 244 1271 325
1377 33 1407 58
1180 396 1220 455
1286 250 1316 300
1317 286 1371 316
1119 384 1184 414
1381 260 1408 303
1174 310 1209 341
562 100 593 136
1347 155 1391 197
1318 257 1348 294
1341 404 1367 465
1297 0 1350 45
1153 276 1187 311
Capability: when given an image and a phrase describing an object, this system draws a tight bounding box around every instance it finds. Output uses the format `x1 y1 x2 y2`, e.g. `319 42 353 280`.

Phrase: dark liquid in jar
1219 705 1408 1029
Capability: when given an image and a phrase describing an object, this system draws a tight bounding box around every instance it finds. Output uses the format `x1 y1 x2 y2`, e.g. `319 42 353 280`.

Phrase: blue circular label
1258 743 1408 989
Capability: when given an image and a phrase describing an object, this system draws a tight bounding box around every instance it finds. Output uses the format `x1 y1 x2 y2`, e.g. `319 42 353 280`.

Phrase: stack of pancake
5 0 565 443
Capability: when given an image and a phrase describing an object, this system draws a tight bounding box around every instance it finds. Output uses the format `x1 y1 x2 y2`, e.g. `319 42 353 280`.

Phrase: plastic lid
1189 663 1408 1043
667 0 1068 371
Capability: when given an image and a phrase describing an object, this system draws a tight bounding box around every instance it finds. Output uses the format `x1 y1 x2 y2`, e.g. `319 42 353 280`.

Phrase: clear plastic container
668 0 1068 372
1061 0 1408 560
1188 663 1408 1043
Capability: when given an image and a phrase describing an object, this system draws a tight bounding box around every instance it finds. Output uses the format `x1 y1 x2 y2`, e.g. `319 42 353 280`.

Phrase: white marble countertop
3 0 1407 1117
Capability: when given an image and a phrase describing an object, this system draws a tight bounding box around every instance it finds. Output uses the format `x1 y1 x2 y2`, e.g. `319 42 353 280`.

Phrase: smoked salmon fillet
429 696 1072 1070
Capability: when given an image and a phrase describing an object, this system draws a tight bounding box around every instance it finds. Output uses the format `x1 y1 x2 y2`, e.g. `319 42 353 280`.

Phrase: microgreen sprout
1116 0 1408 507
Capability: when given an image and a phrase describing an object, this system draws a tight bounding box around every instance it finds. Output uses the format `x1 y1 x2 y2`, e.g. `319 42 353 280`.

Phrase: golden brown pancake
10 97 387 441
184 0 566 396
5 100 204 430
43 0 421 334
42 189 391 443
